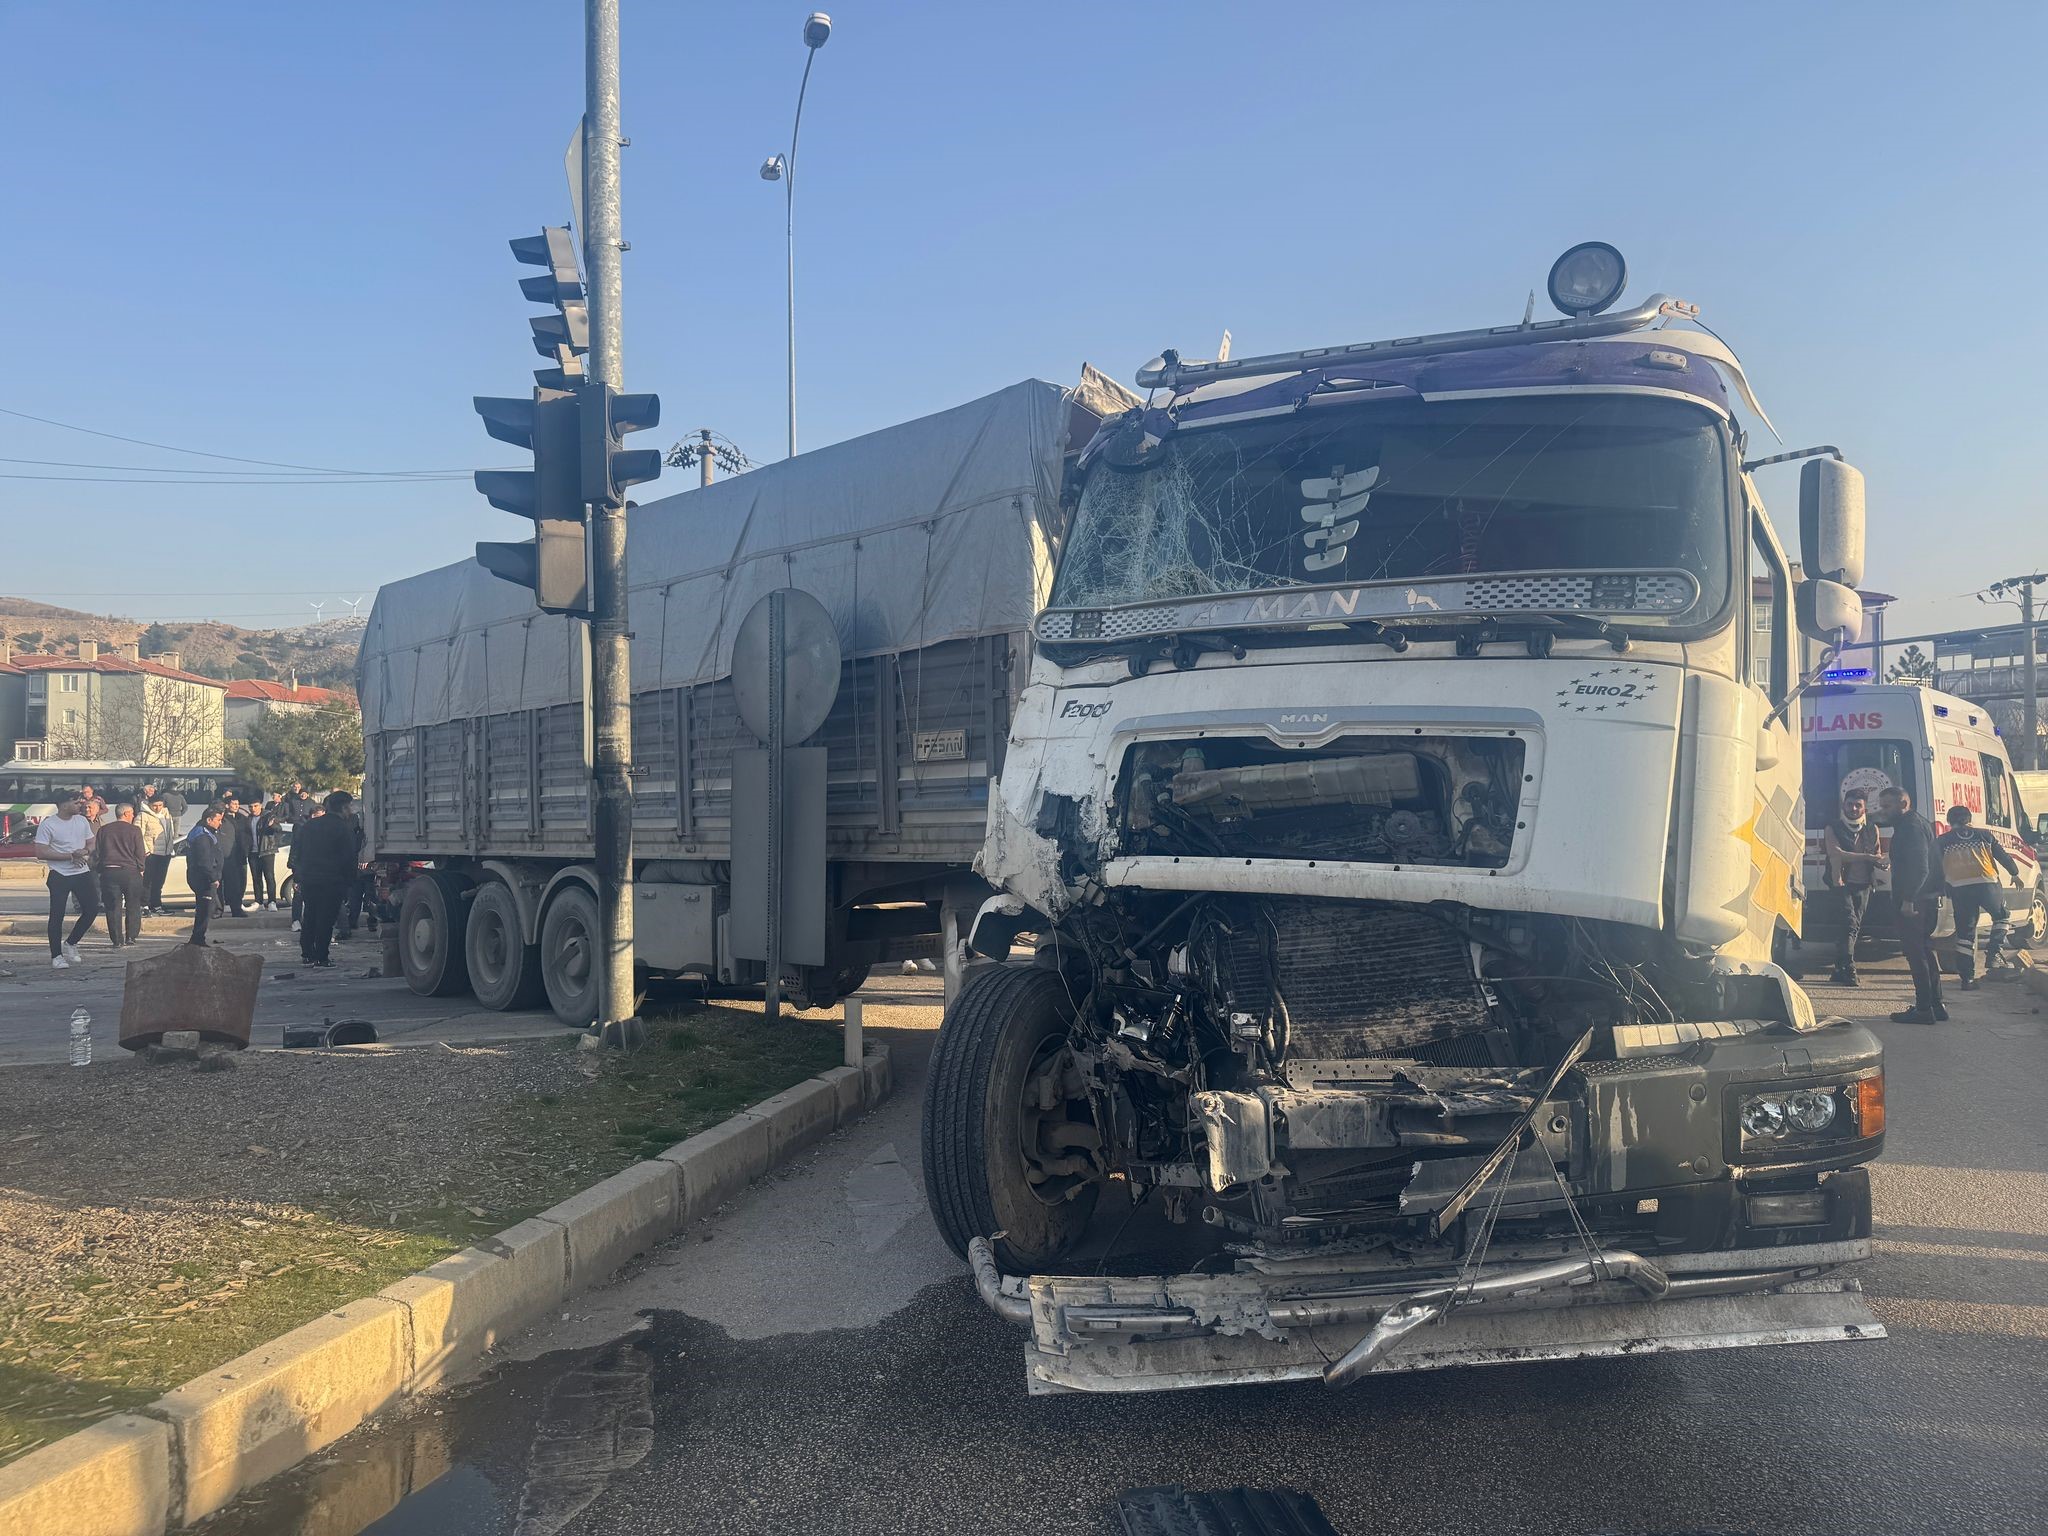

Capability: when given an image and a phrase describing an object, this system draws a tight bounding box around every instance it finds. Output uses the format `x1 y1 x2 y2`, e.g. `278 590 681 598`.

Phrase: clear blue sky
3 1 2042 639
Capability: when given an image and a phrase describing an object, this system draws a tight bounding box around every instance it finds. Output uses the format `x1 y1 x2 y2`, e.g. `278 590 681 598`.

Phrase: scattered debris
118 944 261 1051
282 1018 381 1049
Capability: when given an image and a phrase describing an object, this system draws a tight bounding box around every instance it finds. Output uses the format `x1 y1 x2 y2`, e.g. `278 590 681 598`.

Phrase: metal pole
699 428 715 488
764 590 786 1021
2025 583 2039 772
585 0 636 1039
784 49 817 459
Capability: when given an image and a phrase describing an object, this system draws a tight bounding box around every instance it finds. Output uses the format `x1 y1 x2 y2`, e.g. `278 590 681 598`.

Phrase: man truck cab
1800 682 2046 948
928 245 1889 1394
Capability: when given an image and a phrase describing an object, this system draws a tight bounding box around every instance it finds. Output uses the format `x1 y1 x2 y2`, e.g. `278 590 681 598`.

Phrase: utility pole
584 0 638 1043
2026 583 2039 774
1984 573 2047 771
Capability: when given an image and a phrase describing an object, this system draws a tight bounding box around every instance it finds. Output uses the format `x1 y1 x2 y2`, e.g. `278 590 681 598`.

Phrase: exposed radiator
1218 903 1491 1060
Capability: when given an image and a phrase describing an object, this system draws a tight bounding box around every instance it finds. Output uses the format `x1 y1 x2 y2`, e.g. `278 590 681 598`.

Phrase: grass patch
0 1003 842 1463
515 1004 844 1164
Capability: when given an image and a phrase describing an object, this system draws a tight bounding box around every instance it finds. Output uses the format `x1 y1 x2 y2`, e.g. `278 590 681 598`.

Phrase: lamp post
760 12 831 460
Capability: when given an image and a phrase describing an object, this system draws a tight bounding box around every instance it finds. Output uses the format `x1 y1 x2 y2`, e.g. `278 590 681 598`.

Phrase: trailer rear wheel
466 879 545 1012
922 965 1101 1269
540 883 601 1026
398 872 470 998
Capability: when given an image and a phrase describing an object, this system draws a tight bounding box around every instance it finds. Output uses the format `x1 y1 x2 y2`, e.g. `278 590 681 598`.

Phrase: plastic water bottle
68 1008 92 1068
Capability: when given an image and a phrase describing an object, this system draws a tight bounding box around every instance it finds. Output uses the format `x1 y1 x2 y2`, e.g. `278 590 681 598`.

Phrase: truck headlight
1733 1077 1879 1159
1739 1096 1787 1138
1785 1089 1837 1132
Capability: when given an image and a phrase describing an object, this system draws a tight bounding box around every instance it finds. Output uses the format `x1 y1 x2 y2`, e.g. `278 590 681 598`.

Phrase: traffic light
511 227 588 389
474 387 591 617
579 380 663 505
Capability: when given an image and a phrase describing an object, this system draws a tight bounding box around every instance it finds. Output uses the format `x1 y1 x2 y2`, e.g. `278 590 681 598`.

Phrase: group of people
32 778 379 973
1819 784 2023 1022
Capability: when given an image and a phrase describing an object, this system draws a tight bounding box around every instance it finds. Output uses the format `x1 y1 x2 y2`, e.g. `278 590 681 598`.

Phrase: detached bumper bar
971 1238 1883 1395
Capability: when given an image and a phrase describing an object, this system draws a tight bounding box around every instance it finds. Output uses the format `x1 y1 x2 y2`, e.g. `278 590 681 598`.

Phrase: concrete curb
0 1040 894 1534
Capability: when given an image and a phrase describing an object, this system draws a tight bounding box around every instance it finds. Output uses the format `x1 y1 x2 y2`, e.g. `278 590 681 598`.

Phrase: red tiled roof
223 679 339 704
5 654 228 689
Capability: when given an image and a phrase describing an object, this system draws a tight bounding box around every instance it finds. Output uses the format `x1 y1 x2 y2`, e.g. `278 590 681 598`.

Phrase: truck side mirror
1799 458 1865 588
1796 578 1864 644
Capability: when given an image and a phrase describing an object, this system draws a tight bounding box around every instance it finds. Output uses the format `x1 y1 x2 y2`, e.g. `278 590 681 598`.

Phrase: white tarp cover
360 379 1072 734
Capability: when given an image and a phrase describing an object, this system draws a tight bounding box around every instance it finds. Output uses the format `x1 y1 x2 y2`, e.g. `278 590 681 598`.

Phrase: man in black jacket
292 791 364 966
184 805 226 947
1877 785 1945 1023
93 803 149 948
280 781 314 830
217 793 251 915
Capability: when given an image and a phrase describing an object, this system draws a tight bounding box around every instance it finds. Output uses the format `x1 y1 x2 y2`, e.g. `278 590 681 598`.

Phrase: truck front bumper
978 1235 1882 1395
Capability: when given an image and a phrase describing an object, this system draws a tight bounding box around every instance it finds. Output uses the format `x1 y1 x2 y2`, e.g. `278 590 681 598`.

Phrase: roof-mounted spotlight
1547 241 1628 318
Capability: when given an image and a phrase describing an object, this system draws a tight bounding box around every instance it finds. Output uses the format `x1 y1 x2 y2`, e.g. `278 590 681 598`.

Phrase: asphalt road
0 877 568 1064
203 960 2048 1536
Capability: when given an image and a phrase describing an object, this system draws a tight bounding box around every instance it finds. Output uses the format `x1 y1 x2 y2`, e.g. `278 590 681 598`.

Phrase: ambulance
1800 681 2045 951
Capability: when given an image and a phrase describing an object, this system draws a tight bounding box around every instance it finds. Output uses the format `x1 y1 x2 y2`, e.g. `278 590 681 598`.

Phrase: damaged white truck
924 244 1888 1393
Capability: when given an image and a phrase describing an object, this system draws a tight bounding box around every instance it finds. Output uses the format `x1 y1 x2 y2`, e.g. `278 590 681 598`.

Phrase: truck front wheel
540 884 601 1026
922 965 1102 1270
398 872 470 998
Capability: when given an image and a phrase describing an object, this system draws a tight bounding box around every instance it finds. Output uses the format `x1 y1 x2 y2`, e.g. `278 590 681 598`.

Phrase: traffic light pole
584 0 637 1039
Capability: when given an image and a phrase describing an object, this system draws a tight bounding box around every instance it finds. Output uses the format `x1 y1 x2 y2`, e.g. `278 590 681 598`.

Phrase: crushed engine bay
1044 888 1856 1257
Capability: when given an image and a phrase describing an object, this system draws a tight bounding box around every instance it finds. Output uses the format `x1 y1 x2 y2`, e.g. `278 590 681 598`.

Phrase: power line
0 455 490 479
0 403 481 477
0 471 475 485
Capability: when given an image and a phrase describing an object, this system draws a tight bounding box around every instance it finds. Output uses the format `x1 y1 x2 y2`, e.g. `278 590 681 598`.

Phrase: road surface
201 959 2048 1534
0 878 567 1065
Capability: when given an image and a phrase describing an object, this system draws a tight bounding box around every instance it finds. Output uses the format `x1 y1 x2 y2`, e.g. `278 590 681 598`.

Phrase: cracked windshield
1050 394 1732 616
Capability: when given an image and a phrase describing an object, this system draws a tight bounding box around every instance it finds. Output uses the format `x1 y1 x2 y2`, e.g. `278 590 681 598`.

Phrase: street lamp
761 11 831 459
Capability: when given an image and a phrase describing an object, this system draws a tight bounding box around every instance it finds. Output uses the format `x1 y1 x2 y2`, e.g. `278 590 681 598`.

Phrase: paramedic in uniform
1939 805 2020 989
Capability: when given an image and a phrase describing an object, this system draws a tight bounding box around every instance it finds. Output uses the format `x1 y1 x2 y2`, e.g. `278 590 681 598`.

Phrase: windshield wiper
1453 614 1632 657
1116 631 1247 677
1106 619 1421 676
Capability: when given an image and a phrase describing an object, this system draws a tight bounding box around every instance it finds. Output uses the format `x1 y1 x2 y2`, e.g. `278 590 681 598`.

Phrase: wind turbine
341 595 366 619
308 601 326 625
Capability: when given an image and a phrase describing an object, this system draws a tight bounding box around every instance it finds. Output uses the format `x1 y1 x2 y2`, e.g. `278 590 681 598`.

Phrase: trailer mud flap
1023 1280 1883 1395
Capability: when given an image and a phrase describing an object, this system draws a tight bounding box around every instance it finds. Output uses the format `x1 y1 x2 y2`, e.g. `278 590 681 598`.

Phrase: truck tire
466 879 545 1012
398 872 470 998
540 883 601 1026
922 964 1101 1270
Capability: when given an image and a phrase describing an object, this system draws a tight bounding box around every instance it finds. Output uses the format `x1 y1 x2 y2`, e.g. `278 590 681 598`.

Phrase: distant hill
0 597 362 692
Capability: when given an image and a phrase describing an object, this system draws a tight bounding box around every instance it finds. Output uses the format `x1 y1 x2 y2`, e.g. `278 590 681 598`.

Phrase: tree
138 622 171 655
1886 644 1934 685
227 702 364 792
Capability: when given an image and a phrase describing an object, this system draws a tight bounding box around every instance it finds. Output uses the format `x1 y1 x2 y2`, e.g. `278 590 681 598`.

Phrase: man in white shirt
35 792 101 970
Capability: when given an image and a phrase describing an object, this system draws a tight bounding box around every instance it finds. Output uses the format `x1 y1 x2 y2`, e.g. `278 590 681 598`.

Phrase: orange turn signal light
1851 1075 1885 1137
